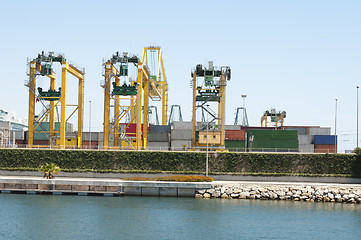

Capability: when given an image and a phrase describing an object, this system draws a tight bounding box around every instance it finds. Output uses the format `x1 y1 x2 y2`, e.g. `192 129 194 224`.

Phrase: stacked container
171 121 192 150
313 135 337 153
247 129 298 152
147 124 170 151
224 128 246 152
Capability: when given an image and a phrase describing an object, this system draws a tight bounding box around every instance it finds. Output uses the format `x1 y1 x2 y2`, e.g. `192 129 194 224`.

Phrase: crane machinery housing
261 108 286 127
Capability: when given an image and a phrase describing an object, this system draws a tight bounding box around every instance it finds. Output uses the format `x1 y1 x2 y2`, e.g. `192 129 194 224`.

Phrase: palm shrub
40 163 60 179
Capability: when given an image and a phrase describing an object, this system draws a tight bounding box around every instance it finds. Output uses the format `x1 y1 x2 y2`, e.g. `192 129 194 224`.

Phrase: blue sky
0 0 360 152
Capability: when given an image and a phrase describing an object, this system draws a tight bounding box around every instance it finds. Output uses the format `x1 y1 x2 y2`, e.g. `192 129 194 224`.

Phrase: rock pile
195 184 361 203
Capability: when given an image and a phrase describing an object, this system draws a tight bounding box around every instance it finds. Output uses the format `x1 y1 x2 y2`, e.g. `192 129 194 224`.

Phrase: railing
0 144 345 154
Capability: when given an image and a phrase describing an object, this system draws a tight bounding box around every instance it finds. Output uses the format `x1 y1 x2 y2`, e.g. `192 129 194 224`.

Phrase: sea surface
0 194 360 239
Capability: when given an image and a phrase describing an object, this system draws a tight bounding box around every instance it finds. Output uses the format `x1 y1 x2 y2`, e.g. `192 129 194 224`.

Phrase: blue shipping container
314 135 337 145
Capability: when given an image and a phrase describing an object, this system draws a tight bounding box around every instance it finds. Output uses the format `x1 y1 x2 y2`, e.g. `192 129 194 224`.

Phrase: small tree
40 163 60 179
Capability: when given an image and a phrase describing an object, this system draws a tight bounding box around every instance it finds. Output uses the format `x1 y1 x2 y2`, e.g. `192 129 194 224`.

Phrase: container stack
147 125 170 151
225 125 246 151
313 135 337 153
170 121 192 150
247 129 299 152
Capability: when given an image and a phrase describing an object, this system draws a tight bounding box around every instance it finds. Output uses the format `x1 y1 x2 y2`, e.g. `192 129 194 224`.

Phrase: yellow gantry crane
26 52 85 149
261 109 286 127
102 46 168 150
191 61 231 149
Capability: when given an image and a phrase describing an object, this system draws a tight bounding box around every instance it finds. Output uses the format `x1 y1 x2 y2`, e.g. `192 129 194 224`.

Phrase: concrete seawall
0 176 211 197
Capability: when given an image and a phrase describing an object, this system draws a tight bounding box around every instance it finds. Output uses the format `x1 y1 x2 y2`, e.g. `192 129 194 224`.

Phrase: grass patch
123 175 213 182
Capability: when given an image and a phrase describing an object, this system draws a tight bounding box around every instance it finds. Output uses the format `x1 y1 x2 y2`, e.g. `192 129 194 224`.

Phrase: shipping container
308 127 331 136
299 144 315 153
225 140 245 152
224 125 241 130
147 141 169 151
171 129 192 140
12 130 24 140
170 140 192 151
248 140 299 151
82 141 99 149
33 122 73 140
173 121 192 130
148 132 169 142
315 144 336 153
33 140 50 145
298 134 313 145
247 129 298 141
149 125 171 133
314 135 337 145
225 130 246 140
284 127 307 135
82 132 100 141
120 123 144 135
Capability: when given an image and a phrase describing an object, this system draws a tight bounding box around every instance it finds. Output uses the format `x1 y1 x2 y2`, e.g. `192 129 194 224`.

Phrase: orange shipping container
314 144 336 154
225 130 246 141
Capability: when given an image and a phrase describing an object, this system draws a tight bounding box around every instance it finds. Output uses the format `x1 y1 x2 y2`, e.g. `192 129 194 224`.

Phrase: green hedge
0 149 359 177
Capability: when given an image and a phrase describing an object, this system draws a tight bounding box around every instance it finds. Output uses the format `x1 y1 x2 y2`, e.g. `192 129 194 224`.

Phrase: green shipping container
247 129 298 141
225 140 246 152
248 140 298 152
34 122 72 140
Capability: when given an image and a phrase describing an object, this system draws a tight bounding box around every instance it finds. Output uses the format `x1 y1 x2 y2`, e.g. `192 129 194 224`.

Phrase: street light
206 105 209 177
89 100 92 150
357 86 359 149
335 98 338 154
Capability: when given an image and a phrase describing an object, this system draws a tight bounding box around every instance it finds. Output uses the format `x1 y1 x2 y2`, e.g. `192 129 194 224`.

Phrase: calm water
0 194 360 240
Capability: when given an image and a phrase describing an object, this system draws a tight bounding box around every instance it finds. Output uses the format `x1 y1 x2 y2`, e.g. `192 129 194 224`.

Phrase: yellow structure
191 62 231 149
26 52 85 149
102 47 168 150
261 109 286 127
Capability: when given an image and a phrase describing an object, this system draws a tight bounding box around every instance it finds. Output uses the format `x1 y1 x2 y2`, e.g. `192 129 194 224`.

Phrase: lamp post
206 105 209 177
357 86 359 149
335 98 338 154
89 100 92 149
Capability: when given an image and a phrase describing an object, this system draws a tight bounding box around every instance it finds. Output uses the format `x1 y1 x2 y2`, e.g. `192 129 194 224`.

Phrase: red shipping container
120 123 144 137
82 141 99 149
315 144 336 154
33 140 50 146
225 130 246 141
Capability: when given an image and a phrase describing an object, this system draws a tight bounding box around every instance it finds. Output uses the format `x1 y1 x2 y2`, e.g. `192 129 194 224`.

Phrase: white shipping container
83 132 100 141
147 141 169 151
225 125 241 130
173 121 192 130
308 127 331 136
171 129 192 140
299 144 315 153
298 134 313 145
170 140 192 151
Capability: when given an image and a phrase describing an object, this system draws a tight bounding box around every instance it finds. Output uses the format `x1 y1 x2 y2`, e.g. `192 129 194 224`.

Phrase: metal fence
0 144 346 154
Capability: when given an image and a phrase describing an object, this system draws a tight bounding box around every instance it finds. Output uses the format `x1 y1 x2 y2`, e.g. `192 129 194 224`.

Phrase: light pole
206 105 209 177
335 98 338 154
241 94 247 126
357 86 359 149
89 100 92 149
